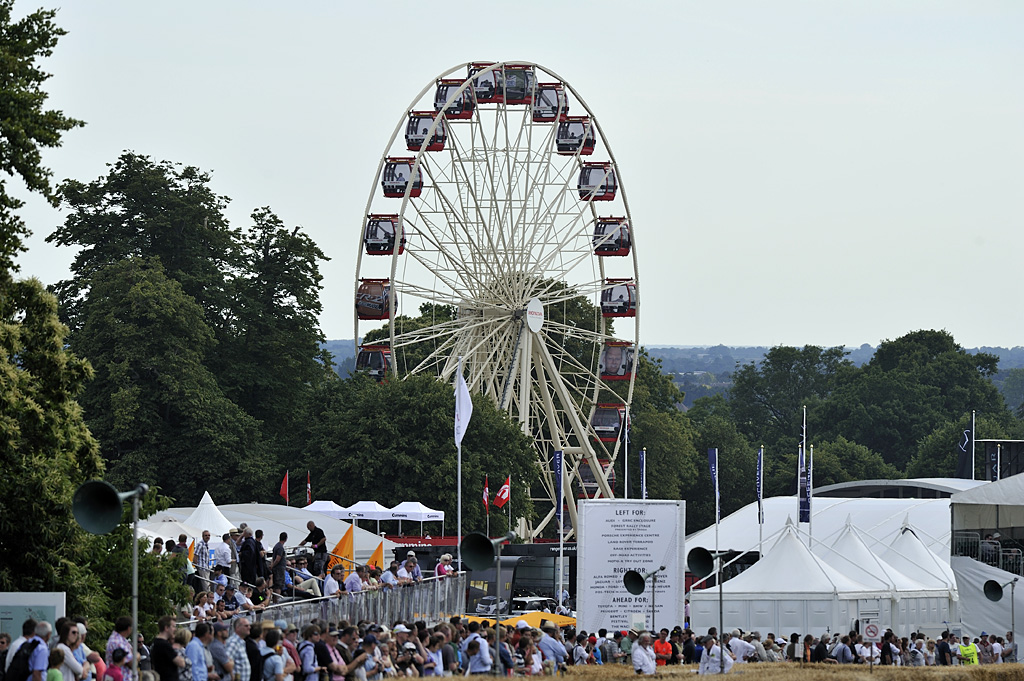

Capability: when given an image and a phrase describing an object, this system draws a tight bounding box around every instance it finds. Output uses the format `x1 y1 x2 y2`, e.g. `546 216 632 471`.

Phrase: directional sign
863 623 881 643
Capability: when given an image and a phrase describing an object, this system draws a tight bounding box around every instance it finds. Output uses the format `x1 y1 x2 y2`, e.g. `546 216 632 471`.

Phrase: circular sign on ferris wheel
526 297 544 334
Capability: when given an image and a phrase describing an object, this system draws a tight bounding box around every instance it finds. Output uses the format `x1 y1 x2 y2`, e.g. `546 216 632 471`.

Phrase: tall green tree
48 152 237 332
72 258 273 504
0 0 83 276
217 207 333 449
817 330 1009 469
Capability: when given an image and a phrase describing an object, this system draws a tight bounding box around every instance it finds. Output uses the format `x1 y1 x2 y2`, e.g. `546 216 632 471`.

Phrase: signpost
863 622 880 673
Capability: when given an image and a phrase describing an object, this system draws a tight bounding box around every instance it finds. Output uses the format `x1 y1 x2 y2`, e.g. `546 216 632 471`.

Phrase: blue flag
639 448 647 500
798 445 811 523
708 448 720 523
553 450 563 525
756 446 764 525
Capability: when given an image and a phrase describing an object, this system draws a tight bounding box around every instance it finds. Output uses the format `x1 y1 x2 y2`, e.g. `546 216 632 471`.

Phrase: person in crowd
54 622 86 681
150 539 164 556
697 634 732 675
629 632 655 675
1004 631 1017 663
959 635 978 665
48 649 65 681
344 566 367 594
101 649 126 681
186 623 212 681
239 528 261 587
651 629 671 667
225 619 252 681
432 555 453 579
214 536 233 574
270 533 288 595
150 616 183 681
297 522 328 577
104 619 133 681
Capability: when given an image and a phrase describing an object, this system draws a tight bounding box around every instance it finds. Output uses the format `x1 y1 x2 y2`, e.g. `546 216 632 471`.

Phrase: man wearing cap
535 624 565 668
209 622 233 681
698 635 732 675
728 629 755 663
632 633 656 675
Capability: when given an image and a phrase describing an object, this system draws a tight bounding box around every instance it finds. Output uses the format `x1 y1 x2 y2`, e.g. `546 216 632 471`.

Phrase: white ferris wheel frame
354 61 640 540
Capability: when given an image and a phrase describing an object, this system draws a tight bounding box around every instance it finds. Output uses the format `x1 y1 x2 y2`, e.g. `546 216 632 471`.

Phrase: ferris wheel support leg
518 330 532 433
530 354 566 540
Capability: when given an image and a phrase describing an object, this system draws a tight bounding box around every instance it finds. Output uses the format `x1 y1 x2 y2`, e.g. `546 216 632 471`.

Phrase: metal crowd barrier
952 530 980 559
252 573 466 628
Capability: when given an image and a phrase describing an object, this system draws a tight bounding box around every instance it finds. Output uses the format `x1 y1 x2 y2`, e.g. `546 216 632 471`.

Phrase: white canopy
304 500 349 520
138 518 205 544
389 501 445 522
815 517 934 598
951 475 1024 529
183 491 234 537
710 518 878 598
880 520 958 596
343 501 393 520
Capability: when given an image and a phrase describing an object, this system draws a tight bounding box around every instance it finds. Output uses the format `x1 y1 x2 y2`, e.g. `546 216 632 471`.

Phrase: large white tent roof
815 518 935 598
881 521 957 595
304 500 349 520
693 519 878 599
183 491 234 537
687 495 952 559
389 501 444 522
343 501 394 520
951 475 1024 528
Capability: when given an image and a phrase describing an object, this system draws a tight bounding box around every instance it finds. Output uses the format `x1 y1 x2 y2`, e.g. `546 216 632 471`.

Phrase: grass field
562 663 1024 680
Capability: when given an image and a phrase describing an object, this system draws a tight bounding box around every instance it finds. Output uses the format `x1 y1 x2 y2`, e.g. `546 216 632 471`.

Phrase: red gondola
503 64 536 105
592 217 630 256
363 214 404 256
406 111 447 152
599 341 635 381
356 278 394 320
601 279 636 318
381 158 422 198
356 342 392 381
578 458 616 498
592 404 627 442
533 83 568 122
556 117 595 155
468 62 504 103
578 162 616 201
434 78 475 120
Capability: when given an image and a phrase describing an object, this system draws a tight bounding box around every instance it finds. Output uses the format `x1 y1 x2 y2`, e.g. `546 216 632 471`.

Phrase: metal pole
641 447 647 500
131 494 140 681
808 444 814 548
557 452 564 611
494 545 502 676
1013 579 1017 655
650 572 656 633
624 406 629 499
972 410 976 480
457 444 462 569
718 556 724 674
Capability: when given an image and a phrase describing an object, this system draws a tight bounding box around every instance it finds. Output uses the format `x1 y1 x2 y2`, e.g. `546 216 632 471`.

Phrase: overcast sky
11 0 1023 349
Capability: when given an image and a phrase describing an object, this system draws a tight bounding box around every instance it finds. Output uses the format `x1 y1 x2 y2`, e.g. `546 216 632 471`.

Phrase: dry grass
562 663 1024 680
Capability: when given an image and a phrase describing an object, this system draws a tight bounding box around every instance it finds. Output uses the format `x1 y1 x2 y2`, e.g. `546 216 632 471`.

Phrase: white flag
454 358 473 449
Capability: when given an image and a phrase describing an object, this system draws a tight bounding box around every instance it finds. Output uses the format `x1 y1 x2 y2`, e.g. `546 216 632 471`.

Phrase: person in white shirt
631 633 656 675
698 636 733 675
726 631 755 663
1003 632 1017 663
990 635 1003 664
214 535 233 569
856 639 878 665
324 567 343 597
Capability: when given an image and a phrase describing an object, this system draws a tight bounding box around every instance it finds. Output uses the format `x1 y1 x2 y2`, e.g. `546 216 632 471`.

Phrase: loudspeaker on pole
687 546 716 580
985 579 1005 602
72 480 147 535
459 531 516 571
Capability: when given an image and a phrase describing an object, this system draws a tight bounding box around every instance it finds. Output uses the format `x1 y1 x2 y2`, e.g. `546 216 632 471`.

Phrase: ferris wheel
354 61 639 540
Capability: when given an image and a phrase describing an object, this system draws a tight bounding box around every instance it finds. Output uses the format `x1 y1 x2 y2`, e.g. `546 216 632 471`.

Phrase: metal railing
252 573 466 627
953 530 1024 578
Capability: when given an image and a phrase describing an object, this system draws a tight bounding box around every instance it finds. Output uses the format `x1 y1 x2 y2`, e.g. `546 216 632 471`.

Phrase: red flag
483 476 489 514
493 476 510 509
306 471 312 505
279 471 289 504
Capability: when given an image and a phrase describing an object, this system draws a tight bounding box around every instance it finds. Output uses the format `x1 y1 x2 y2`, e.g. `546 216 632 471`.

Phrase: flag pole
808 443 814 547
971 409 976 480
757 445 764 557
556 450 564 611
624 405 630 498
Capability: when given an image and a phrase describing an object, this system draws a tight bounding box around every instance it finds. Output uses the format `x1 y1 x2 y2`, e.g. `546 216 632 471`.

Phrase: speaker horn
622 566 666 595
460 531 516 571
72 480 147 535
985 579 1005 602
687 546 717 580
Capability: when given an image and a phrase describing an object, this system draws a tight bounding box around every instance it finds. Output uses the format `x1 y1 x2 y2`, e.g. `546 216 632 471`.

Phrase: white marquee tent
304 500 349 520
389 501 445 536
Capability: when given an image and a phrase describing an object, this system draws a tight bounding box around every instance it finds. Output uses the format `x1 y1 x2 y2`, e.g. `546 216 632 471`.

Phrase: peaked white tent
184 491 234 537
690 519 879 636
304 500 349 520
881 521 958 596
389 501 445 537
342 501 393 535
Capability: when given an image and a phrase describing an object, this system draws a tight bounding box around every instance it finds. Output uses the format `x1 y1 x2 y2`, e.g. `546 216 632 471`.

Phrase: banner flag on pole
798 444 811 523
326 525 354 576
756 446 764 525
553 450 563 526
483 476 489 514
279 471 289 504
368 541 384 569
955 420 973 479
494 476 511 508
707 448 720 523
454 360 473 449
639 447 647 500
306 471 311 505
187 539 195 562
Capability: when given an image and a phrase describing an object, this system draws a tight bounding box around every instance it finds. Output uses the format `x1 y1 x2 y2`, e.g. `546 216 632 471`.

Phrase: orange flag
326 525 355 576
188 539 195 562
368 541 384 570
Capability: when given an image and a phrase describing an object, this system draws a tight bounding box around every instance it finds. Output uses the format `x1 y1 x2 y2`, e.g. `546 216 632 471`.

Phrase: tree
817 330 1009 469
728 345 850 457
49 153 237 333
906 414 1019 480
684 395 755 532
305 374 538 535
71 258 273 504
216 207 334 452
0 0 83 276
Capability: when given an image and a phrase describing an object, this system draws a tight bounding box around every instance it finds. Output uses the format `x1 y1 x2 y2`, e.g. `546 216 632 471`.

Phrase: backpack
7 640 42 681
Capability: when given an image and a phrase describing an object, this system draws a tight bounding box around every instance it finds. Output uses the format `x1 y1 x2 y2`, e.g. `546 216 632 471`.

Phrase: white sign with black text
576 499 685 633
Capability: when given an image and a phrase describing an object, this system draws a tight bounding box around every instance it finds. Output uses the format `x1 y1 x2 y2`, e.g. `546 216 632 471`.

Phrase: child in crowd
103 649 127 681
